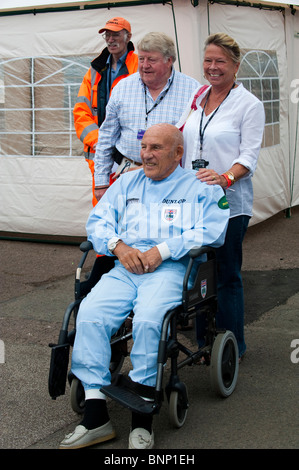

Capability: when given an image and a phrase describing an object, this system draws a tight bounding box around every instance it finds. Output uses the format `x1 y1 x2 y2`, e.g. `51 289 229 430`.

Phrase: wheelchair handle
75 241 93 289
80 240 93 253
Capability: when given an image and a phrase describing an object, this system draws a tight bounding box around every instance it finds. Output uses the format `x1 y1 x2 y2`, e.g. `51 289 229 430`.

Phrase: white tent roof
2 0 299 8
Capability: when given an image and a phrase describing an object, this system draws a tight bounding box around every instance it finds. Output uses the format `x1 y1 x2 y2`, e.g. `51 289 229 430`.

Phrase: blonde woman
177 33 265 360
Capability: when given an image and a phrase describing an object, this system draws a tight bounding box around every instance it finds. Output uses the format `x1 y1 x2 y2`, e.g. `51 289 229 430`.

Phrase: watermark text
290 339 299 364
290 79 299 104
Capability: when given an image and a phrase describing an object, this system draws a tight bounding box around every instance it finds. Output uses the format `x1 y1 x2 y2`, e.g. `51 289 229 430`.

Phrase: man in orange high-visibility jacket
73 17 138 206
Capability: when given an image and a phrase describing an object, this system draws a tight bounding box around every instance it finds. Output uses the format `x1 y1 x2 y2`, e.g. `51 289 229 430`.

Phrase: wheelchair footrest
48 343 70 399
101 375 160 415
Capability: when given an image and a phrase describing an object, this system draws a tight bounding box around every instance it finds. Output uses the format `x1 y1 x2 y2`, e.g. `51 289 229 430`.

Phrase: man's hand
95 187 108 201
113 242 146 275
139 246 163 273
113 243 162 274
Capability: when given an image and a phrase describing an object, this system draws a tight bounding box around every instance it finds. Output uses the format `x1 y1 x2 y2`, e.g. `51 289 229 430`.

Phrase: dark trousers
196 215 250 357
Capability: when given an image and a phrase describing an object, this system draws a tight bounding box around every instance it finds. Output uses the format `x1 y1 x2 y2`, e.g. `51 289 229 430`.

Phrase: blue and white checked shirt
94 69 199 186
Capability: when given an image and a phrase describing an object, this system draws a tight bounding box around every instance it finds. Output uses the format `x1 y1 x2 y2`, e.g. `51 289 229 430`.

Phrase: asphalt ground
0 206 298 455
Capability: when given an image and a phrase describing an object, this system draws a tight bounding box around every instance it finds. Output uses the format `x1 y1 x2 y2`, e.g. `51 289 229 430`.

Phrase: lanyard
144 72 174 128
199 82 235 153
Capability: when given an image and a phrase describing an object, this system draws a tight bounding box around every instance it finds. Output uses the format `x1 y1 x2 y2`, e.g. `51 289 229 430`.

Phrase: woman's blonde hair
204 33 240 64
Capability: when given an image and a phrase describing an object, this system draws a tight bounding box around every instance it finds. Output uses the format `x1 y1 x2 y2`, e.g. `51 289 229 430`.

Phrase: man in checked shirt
93 32 199 201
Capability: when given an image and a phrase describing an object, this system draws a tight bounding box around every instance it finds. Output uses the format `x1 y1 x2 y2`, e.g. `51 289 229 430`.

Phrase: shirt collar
106 51 127 67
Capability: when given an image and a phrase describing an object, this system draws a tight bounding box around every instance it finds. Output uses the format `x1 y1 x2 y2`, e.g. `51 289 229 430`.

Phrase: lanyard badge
137 129 145 140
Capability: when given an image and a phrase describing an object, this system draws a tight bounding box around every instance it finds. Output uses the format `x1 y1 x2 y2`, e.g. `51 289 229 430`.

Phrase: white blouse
177 83 265 218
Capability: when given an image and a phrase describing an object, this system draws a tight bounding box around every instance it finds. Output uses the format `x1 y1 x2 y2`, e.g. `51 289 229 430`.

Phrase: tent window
0 55 92 157
238 49 279 148
0 50 280 156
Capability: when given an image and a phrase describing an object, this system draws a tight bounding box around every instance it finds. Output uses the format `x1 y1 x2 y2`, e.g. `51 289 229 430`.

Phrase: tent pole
170 1 181 72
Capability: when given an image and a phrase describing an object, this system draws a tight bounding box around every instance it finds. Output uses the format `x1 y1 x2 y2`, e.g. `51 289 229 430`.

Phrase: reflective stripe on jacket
73 42 138 160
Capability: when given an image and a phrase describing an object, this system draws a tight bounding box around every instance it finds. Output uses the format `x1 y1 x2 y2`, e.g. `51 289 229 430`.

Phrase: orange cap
99 17 131 34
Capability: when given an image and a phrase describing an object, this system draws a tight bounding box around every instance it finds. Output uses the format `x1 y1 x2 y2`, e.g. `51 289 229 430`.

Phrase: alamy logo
290 339 299 364
290 79 299 104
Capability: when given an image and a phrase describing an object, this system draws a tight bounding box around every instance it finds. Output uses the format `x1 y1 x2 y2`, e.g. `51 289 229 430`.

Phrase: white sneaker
59 421 116 449
129 428 154 449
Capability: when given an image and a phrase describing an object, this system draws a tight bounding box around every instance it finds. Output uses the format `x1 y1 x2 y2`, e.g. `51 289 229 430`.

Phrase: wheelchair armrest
80 240 93 253
182 246 217 312
188 245 215 259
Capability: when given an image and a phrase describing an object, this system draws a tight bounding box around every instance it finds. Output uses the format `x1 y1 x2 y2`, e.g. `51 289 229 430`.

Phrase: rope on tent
208 0 285 13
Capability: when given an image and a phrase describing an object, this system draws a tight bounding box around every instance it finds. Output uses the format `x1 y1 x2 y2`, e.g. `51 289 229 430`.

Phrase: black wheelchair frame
49 241 239 428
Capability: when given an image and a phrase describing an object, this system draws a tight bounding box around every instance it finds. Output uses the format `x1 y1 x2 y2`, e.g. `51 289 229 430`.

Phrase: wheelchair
48 241 239 428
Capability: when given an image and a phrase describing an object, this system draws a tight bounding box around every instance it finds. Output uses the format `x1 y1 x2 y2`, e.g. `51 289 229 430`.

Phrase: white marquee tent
0 0 298 240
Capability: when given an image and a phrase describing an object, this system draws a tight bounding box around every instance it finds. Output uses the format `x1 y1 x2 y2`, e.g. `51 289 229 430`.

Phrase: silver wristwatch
107 237 122 254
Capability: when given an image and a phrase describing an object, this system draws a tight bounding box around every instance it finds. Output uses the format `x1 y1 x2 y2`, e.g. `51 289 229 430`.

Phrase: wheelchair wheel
210 331 239 398
69 354 125 414
168 389 188 428
70 377 85 414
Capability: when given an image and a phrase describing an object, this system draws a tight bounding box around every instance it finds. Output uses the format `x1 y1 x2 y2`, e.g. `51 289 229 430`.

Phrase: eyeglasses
102 31 123 40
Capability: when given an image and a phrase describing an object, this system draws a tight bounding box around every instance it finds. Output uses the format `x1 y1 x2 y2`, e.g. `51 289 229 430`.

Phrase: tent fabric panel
0 4 176 59
251 147 290 224
0 156 91 236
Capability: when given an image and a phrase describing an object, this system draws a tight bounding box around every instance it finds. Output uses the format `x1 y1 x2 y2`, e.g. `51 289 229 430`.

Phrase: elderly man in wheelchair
58 124 230 449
